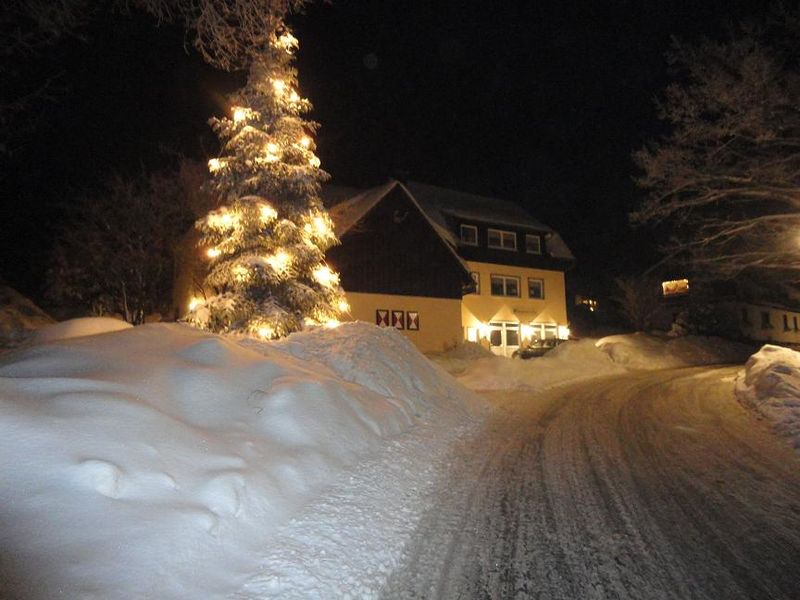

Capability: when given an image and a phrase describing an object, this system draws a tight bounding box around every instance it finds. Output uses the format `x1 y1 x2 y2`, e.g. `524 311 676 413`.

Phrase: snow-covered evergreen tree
186 29 348 339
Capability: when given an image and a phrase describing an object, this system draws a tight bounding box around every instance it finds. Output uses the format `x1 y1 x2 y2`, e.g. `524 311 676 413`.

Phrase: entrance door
488 321 520 357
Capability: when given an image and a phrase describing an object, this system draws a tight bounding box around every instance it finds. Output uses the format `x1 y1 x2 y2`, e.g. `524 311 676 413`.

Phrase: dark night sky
0 0 774 299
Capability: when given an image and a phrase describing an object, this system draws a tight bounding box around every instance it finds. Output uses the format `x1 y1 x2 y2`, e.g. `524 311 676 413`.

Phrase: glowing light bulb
264 142 280 163
267 250 291 273
260 204 277 221
257 326 273 339
313 265 339 287
299 136 312 148
312 216 328 234
188 297 202 311
309 156 321 168
277 32 298 52
337 299 350 313
324 319 340 329
207 247 221 258
208 158 223 172
289 90 300 103
272 79 286 94
232 107 247 122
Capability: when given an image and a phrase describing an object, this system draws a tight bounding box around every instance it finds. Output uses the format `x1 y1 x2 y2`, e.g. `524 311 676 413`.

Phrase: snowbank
736 345 800 449
596 332 753 370
0 285 54 349
433 339 626 391
34 315 133 343
0 322 482 599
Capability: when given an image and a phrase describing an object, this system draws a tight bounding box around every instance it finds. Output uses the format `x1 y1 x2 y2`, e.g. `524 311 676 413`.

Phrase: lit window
661 279 689 297
488 228 517 251
459 224 478 246
528 278 544 299
470 271 480 294
490 275 520 297
525 234 542 254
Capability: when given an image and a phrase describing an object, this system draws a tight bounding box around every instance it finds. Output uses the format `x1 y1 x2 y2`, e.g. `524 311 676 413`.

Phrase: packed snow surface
0 321 483 599
736 344 800 449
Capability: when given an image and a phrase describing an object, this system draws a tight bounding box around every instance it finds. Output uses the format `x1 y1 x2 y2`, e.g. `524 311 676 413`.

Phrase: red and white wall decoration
375 309 420 331
391 310 404 329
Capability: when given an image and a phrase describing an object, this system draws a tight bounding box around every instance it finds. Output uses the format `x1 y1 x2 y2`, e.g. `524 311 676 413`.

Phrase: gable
327 186 473 299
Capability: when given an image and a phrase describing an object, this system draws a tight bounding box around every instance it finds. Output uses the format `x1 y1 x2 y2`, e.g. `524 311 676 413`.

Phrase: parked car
512 338 565 359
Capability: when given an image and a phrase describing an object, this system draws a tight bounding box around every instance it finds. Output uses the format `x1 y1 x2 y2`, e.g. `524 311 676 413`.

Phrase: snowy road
381 367 800 599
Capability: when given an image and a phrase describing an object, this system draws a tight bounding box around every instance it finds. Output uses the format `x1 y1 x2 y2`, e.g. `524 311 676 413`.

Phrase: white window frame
459 224 478 246
525 234 542 255
487 228 517 251
528 278 545 299
490 274 520 297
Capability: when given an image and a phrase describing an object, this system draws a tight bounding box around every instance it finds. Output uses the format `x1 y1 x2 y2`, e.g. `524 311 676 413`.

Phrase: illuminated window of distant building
470 271 480 294
761 311 773 329
488 228 517 251
661 279 689 297
490 274 520 297
528 278 544 299
525 234 542 255
576 295 598 312
459 224 478 246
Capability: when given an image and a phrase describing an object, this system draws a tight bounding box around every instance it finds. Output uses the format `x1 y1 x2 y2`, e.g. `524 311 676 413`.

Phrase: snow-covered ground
736 344 800 449
0 318 777 598
0 320 483 598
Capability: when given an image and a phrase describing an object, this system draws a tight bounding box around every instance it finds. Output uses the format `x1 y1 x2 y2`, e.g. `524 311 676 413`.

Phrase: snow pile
0 284 54 349
433 339 626 391
0 321 481 599
596 332 752 369
34 315 133 343
736 345 800 449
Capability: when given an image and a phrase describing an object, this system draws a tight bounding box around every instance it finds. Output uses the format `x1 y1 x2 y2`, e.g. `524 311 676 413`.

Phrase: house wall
461 260 568 343
724 301 800 345
343 291 463 353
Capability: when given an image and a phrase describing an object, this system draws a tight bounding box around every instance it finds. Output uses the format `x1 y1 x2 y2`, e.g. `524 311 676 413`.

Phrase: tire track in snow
381 367 800 599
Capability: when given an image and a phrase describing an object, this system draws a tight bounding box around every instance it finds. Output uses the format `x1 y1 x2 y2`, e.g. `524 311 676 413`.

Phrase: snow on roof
327 180 575 261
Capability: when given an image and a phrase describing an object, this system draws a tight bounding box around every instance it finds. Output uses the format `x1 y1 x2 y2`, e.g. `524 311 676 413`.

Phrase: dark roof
327 179 575 261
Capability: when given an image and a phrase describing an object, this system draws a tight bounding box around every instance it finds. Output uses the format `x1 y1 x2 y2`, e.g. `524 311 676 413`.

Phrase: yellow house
327 181 574 355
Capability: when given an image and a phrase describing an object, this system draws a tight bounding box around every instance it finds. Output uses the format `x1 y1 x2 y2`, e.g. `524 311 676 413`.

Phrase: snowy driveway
381 367 800 599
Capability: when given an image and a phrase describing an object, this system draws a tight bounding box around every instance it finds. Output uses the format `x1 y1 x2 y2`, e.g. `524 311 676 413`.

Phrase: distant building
326 181 574 354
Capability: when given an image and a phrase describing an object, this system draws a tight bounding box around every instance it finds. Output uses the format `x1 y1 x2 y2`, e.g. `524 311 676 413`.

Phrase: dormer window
525 234 542 255
459 224 478 246
488 228 516 251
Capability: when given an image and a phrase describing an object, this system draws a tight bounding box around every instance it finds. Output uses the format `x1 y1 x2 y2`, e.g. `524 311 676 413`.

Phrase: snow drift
596 332 753 370
736 344 800 449
0 321 482 599
432 339 626 391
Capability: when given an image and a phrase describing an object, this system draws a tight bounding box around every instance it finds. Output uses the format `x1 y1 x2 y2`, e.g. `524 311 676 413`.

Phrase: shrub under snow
736 344 800 449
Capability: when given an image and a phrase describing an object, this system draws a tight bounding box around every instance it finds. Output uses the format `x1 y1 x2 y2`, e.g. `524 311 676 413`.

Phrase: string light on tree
186 25 347 339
